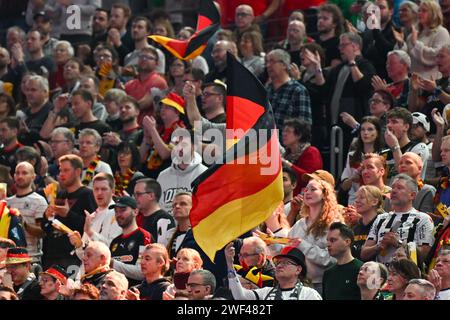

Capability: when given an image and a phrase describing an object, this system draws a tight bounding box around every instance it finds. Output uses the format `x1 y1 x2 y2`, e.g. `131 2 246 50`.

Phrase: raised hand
431 108 445 130
392 27 404 45
371 75 388 90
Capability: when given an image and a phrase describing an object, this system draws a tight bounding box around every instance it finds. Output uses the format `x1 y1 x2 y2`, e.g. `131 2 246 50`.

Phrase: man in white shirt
69 172 121 255
225 243 322 300
7 161 47 262
361 173 434 265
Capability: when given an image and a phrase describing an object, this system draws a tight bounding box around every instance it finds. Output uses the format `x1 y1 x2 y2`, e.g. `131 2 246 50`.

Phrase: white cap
412 112 430 132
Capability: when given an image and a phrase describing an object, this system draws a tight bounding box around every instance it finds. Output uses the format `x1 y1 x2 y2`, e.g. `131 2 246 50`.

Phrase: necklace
82 155 101 186
114 168 135 196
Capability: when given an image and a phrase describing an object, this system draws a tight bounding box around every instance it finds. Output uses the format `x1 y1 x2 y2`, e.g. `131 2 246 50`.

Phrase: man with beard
24 30 56 76
102 95 143 149
108 3 134 65
32 11 58 57
362 0 397 81
361 173 434 265
124 16 166 75
109 196 151 286
204 40 236 84
124 46 168 124
0 117 23 173
90 8 110 51
41 154 96 270
315 3 345 68
7 162 47 261
99 269 128 300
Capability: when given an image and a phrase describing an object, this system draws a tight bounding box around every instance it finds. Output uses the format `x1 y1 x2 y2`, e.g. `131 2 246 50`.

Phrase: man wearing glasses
124 46 168 119
186 269 216 300
225 244 322 300
232 236 275 289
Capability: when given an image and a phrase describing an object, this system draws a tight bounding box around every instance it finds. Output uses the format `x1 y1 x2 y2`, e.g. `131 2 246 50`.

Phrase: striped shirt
367 208 434 264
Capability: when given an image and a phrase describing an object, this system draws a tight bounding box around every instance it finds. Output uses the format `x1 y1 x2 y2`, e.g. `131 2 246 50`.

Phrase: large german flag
148 0 220 61
190 53 284 261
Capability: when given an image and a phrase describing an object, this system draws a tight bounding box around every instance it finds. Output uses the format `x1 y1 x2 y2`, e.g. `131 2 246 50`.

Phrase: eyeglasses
139 55 156 61
238 252 260 259
369 98 386 105
49 140 69 144
186 283 207 289
202 92 220 98
273 260 298 267
96 54 112 60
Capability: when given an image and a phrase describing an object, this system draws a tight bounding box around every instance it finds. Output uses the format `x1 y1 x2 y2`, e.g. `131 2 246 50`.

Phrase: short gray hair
51 127 75 146
190 269 216 293
340 32 363 48
55 40 74 57
27 75 49 92
105 270 128 292
242 236 267 255
268 49 291 70
78 128 102 147
407 279 436 299
388 50 411 69
400 1 419 14
86 240 111 266
392 173 418 193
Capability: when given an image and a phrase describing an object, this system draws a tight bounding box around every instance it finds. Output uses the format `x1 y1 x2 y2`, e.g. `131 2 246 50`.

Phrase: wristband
391 145 400 152
348 62 357 67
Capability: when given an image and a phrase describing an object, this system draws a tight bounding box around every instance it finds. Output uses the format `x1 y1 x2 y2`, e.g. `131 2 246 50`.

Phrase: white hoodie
157 152 207 213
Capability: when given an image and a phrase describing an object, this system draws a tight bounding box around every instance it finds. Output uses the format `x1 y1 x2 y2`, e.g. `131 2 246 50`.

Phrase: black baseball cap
109 196 137 209
33 11 51 22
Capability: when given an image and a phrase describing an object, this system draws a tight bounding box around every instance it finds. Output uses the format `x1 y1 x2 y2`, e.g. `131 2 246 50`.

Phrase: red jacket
289 146 323 195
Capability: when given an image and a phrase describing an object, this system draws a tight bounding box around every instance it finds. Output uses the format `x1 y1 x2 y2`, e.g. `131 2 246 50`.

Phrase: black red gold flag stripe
190 53 283 261
148 0 220 61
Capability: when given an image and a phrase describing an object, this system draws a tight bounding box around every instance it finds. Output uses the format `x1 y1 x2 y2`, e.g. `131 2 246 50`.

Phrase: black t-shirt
26 56 57 76
110 228 152 265
74 120 112 138
41 186 96 261
25 101 53 134
136 277 171 300
0 142 23 173
14 277 43 300
315 36 341 67
352 217 377 260
141 209 176 245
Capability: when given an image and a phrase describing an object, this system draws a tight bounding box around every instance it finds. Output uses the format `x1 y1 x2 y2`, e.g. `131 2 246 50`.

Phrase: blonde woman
163 248 203 300
344 185 384 261
269 175 344 295
394 0 450 79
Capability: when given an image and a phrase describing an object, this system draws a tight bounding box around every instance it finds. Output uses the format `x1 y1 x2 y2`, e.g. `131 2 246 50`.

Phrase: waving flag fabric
190 53 283 261
148 0 220 61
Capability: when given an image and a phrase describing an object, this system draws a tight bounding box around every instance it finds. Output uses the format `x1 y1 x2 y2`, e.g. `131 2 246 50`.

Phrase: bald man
205 40 236 84
7 161 48 260
233 5 261 52
398 152 436 213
